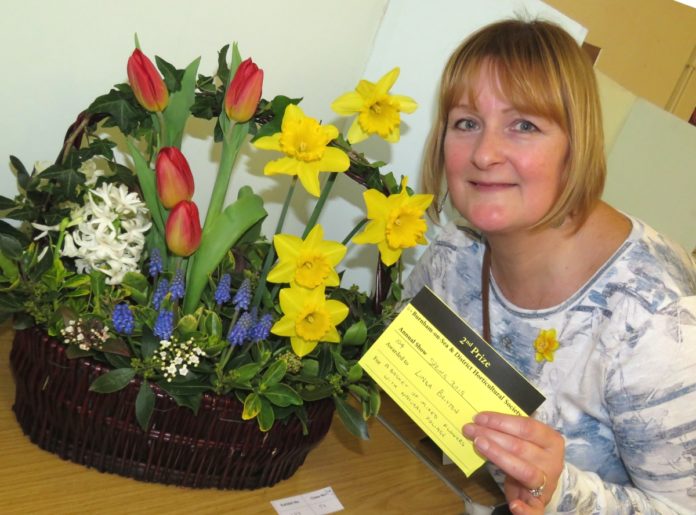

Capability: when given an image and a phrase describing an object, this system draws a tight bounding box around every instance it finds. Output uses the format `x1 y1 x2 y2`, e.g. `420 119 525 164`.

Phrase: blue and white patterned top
403 216 696 514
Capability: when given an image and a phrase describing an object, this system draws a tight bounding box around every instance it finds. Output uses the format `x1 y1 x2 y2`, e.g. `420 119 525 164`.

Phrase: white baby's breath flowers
155 337 206 382
62 182 151 285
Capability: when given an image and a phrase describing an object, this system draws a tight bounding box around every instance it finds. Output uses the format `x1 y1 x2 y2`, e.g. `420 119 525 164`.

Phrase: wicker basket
9 327 335 489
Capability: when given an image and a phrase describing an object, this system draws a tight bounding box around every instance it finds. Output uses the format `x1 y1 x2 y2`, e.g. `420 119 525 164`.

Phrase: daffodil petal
281 104 304 128
291 336 317 357
363 189 390 219
325 269 340 287
267 260 296 284
271 316 296 337
273 233 301 260
322 241 348 265
297 167 322 197
347 118 369 144
375 68 400 96
385 126 400 143
392 95 418 113
253 132 282 151
352 220 385 244
378 241 402 266
278 286 308 317
355 79 376 98
323 327 341 343
408 193 435 212
326 299 349 325
303 225 324 246
331 91 363 115
319 147 350 172
265 157 303 176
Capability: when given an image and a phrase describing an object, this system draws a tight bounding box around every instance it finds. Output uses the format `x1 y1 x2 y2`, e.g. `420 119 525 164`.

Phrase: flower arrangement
0 41 432 439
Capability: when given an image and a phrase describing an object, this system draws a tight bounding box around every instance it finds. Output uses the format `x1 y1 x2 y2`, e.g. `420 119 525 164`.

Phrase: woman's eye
514 120 539 132
454 118 479 131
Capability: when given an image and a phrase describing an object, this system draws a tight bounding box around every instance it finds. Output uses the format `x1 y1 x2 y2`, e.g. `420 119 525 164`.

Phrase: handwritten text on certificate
359 287 544 476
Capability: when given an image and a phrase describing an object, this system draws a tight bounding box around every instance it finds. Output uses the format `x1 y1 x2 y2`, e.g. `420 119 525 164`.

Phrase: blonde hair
423 19 605 229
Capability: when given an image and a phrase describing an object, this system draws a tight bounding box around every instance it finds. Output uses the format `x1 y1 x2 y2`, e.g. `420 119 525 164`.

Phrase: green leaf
9 156 30 191
163 57 200 147
347 363 363 382
201 311 223 338
104 352 131 369
65 346 93 359
260 359 286 387
126 140 165 235
297 383 333 402
157 383 202 413
257 397 275 432
101 338 132 357
334 395 369 440
89 368 136 393
342 320 367 346
183 189 266 313
347 384 369 400
242 391 262 420
176 314 198 335
0 252 19 282
87 87 148 136
139 328 160 359
216 44 231 86
135 380 156 430
261 383 303 407
155 55 183 93
228 362 262 384
368 389 381 417
121 271 149 305
0 220 27 259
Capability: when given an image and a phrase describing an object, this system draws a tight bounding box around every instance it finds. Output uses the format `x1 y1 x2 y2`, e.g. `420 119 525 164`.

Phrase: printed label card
359 286 545 476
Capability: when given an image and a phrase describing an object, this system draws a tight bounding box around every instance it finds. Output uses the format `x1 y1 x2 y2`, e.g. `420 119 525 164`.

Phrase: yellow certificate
359 286 545 476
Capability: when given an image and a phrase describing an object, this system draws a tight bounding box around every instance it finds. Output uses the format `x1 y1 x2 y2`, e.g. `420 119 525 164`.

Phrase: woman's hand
463 412 565 515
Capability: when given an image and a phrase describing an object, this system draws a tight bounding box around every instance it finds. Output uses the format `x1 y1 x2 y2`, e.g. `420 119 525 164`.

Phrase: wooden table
0 322 503 514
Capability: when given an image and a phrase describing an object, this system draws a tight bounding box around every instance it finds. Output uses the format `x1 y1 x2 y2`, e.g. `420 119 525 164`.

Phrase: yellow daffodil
353 179 433 266
271 285 349 357
533 329 560 362
331 67 417 144
253 104 349 196
267 224 347 289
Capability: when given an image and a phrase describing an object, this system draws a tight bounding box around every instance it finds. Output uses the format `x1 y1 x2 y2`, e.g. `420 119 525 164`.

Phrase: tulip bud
166 201 202 256
224 58 263 123
127 48 169 112
156 147 195 209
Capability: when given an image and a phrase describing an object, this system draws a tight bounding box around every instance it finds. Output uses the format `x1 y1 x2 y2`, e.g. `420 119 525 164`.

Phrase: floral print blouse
403 216 696 514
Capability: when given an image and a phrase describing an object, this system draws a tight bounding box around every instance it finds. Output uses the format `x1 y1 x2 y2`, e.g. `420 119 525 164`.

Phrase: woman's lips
469 181 514 192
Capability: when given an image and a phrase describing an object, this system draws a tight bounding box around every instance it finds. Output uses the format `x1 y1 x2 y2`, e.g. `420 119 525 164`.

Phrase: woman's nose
471 129 504 170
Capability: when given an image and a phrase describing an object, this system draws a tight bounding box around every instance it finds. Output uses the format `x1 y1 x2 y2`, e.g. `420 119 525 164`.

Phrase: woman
404 19 696 514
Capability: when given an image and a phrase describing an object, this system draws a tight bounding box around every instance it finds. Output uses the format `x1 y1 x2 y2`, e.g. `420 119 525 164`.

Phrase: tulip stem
302 172 338 239
252 176 297 308
156 111 167 148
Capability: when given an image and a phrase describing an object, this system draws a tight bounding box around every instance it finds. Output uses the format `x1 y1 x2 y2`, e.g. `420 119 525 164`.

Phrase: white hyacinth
78 157 113 187
62 183 151 285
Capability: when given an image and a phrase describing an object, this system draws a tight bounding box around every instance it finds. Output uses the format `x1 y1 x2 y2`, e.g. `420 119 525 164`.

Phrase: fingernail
462 424 475 438
474 413 488 424
474 436 489 451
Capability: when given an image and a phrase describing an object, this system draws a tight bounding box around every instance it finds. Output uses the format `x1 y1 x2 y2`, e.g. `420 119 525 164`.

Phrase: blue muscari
227 311 254 346
215 273 232 305
148 248 163 277
154 309 174 340
233 278 252 310
250 312 273 343
112 303 135 335
152 278 170 311
169 269 185 300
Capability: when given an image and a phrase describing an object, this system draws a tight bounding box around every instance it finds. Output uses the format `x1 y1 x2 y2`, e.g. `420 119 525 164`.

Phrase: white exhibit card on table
271 486 344 514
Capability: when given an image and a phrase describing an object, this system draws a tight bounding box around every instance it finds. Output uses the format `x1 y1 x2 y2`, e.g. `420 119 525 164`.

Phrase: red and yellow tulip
224 58 263 123
165 200 202 256
127 48 169 112
156 147 194 209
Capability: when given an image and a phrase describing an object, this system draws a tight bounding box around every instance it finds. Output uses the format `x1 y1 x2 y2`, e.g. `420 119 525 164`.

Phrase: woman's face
443 67 569 235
